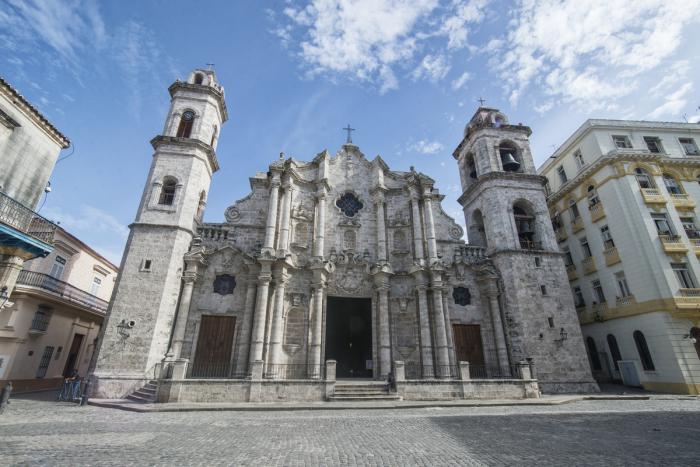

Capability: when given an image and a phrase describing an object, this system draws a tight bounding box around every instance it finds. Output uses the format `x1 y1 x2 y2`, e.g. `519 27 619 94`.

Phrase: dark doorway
63 333 84 377
453 324 485 366
191 315 236 377
326 297 373 378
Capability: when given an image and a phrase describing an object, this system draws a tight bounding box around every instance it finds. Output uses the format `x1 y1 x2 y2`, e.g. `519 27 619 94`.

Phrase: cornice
150 135 220 172
453 123 532 159
457 172 546 205
168 81 228 122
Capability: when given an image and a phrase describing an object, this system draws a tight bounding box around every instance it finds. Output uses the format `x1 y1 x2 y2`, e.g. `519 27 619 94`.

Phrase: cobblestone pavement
1 394 699 466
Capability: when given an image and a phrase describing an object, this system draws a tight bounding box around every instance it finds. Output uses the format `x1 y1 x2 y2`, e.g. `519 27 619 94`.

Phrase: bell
501 152 520 172
518 221 534 234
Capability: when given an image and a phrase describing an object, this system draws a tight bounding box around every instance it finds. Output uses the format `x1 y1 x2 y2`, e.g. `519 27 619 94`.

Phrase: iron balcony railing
188 361 249 379
29 311 51 332
0 191 57 244
16 270 109 313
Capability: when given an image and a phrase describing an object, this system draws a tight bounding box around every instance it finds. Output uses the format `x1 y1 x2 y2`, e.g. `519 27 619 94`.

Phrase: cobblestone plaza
1 394 699 465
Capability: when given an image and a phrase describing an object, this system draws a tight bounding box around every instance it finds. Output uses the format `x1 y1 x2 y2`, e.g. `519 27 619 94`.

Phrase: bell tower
454 106 597 393
92 69 228 397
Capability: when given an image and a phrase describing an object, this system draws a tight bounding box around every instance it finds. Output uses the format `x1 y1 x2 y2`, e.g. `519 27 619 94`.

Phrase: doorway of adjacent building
62 333 84 377
325 297 373 378
191 315 236 378
453 324 485 366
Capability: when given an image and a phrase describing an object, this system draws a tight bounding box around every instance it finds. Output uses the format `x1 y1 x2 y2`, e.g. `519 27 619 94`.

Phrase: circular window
336 192 363 217
182 110 195 121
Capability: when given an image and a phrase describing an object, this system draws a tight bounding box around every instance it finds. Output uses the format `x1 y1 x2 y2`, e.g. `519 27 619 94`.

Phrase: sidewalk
88 394 651 413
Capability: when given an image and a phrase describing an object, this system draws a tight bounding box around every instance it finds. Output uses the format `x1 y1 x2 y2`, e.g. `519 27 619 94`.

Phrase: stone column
409 192 425 262
431 283 450 375
277 178 294 253
263 175 281 250
423 192 438 261
248 274 272 365
167 274 197 359
313 190 327 258
267 270 288 370
236 276 258 374
308 280 325 378
375 282 391 379
415 281 434 378
374 191 388 262
486 282 510 371
441 289 456 368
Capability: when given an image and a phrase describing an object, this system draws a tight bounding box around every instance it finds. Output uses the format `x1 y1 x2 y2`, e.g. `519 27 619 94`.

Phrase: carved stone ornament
452 286 471 306
388 211 410 227
213 274 236 295
224 206 241 222
449 224 464 240
292 204 313 221
331 264 369 295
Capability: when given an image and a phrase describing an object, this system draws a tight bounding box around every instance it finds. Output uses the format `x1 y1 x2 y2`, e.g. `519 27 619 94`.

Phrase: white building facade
539 119 700 395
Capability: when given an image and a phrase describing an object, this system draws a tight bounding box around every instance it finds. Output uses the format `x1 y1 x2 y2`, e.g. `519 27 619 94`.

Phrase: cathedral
91 69 597 403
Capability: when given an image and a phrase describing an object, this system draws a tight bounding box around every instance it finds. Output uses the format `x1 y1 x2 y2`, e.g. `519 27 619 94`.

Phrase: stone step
328 395 401 401
335 385 389 390
126 393 156 404
138 387 157 395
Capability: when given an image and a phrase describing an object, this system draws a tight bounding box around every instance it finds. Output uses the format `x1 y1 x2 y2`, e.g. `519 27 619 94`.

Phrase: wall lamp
0 286 10 308
555 328 568 343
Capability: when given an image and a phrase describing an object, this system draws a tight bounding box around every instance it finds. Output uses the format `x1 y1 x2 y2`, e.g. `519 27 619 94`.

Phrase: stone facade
91 73 597 401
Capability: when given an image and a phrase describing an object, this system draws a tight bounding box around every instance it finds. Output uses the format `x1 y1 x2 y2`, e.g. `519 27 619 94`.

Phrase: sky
2 0 699 265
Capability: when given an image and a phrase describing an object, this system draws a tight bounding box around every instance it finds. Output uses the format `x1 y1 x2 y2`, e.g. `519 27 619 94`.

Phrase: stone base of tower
89 373 153 400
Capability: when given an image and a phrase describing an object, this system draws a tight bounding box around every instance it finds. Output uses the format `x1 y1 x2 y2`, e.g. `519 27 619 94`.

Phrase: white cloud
276 0 489 91
647 82 693 119
495 0 700 109
451 71 471 90
410 139 444 154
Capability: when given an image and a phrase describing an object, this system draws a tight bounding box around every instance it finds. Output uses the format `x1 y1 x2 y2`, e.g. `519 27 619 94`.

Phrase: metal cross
477 97 486 106
206 63 215 70
343 124 356 144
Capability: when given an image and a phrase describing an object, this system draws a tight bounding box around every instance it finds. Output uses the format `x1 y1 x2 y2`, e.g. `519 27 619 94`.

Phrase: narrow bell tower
454 107 598 393
92 69 228 397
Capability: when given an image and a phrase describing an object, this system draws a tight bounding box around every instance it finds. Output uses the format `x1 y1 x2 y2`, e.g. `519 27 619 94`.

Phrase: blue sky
2 0 699 264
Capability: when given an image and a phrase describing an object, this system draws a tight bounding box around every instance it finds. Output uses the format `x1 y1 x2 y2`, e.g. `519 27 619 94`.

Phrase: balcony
588 203 605 223
615 294 636 308
519 239 543 251
604 246 621 266
690 238 700 256
579 302 609 324
582 256 596 275
566 264 577 281
670 193 696 210
659 234 688 254
640 188 666 205
571 216 584 233
674 288 700 309
15 270 109 313
0 191 56 259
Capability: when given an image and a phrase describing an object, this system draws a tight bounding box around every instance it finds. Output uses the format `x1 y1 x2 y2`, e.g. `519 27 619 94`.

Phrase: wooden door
62 333 84 377
192 315 236 377
452 324 485 366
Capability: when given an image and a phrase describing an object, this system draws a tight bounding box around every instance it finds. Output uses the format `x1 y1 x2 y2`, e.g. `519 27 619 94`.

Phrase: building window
612 135 632 149
563 247 574 266
30 306 52 332
551 213 562 231
141 259 152 272
176 110 195 138
633 330 655 371
159 177 177 205
335 192 363 217
514 203 538 249
343 229 357 250
615 271 631 298
574 150 585 169
194 73 204 85
680 216 699 238
534 256 541 267
587 185 600 207
607 334 622 371
679 138 699 156
548 317 554 327
573 286 585 308
540 285 547 295
36 346 55 378
569 199 580 220
651 213 673 236
49 255 67 280
635 168 654 188
662 174 683 195
452 287 471 306
671 262 696 289
580 237 592 258
586 337 602 371
690 327 700 360
90 277 102 296
600 225 615 250
557 166 568 184
592 279 606 303
644 136 663 154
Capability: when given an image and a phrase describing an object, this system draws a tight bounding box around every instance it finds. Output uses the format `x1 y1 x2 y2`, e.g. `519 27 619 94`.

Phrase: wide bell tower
92 69 228 398
455 107 598 393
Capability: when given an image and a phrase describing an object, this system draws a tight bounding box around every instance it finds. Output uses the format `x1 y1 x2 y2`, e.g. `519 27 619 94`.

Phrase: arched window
635 168 654 189
606 334 622 371
194 73 204 85
176 110 195 138
587 185 599 207
499 143 521 172
466 153 477 179
633 330 655 370
586 337 602 371
662 173 683 195
468 209 486 247
690 327 700 360
159 177 177 205
513 202 537 249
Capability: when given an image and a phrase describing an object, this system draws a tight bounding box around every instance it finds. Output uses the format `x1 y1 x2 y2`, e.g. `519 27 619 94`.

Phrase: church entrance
325 297 373 378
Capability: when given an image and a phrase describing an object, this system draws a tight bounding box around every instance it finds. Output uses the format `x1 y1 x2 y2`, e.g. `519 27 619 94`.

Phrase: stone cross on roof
343 124 355 144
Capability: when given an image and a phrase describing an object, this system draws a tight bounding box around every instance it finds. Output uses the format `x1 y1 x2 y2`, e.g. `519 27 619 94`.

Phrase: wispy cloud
409 139 444 155
451 71 471 90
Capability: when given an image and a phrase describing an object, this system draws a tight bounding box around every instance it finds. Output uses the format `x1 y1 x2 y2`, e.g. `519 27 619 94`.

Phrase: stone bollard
394 361 405 382
251 360 264 380
459 361 471 381
0 381 12 414
519 360 532 380
171 360 189 380
324 360 337 400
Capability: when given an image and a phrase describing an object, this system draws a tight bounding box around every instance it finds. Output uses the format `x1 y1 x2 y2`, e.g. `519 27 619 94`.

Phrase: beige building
539 119 700 394
0 226 118 392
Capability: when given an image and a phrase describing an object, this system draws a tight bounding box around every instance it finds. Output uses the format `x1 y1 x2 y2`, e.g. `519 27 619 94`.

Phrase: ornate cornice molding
150 135 220 172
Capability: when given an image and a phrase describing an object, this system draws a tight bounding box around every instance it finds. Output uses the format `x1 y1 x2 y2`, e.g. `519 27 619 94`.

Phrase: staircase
328 381 401 401
126 380 158 403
